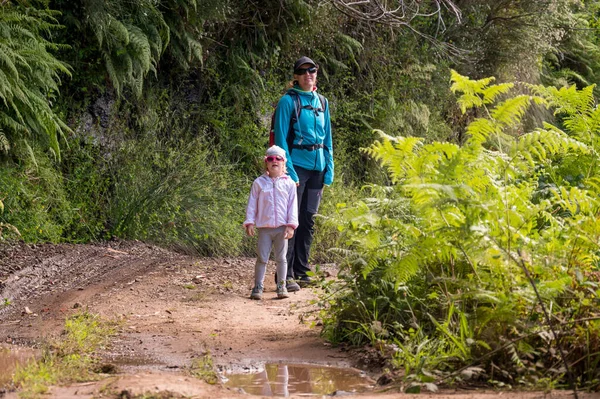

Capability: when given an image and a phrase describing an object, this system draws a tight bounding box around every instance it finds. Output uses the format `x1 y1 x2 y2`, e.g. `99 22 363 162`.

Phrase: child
244 145 298 300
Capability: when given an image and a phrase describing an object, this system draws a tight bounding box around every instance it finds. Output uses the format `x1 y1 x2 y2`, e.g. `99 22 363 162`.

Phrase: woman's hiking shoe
250 285 263 300
297 276 314 287
286 279 300 292
276 282 289 299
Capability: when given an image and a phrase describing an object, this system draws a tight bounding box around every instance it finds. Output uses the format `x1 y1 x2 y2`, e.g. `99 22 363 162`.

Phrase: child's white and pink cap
265 145 287 161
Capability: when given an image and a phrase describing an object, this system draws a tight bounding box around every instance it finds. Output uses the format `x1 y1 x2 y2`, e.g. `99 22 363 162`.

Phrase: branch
331 0 462 27
331 0 468 60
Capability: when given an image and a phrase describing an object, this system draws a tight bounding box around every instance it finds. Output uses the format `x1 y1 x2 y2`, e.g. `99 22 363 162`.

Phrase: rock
332 390 353 396
377 373 394 386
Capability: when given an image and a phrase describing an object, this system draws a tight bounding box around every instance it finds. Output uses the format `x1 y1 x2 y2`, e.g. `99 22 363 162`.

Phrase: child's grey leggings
255 226 288 287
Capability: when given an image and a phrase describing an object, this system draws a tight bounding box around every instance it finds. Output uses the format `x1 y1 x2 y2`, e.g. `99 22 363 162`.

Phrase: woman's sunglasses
265 155 284 162
294 66 318 75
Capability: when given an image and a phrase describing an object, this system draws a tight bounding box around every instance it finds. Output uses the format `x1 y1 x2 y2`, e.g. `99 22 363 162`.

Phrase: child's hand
284 226 294 239
245 224 255 236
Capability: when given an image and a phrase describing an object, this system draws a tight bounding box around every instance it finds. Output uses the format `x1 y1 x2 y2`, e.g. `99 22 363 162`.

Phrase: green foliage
65 0 169 97
323 73 600 388
0 144 77 242
50 0 227 98
59 137 111 241
542 1 600 92
446 0 572 82
13 312 118 398
107 133 248 256
189 351 219 384
0 197 20 240
0 0 71 159
310 181 364 264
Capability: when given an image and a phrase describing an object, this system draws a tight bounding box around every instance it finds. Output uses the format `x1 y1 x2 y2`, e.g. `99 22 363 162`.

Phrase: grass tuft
13 312 119 398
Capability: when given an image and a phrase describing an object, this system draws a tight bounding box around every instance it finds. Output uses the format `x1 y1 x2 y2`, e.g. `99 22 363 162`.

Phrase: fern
0 129 9 153
450 70 514 113
79 0 175 97
0 1 72 159
491 95 531 128
327 72 600 384
511 127 591 169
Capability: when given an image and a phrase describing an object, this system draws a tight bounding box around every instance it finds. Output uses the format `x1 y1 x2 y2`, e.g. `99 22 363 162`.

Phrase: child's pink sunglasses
265 155 284 162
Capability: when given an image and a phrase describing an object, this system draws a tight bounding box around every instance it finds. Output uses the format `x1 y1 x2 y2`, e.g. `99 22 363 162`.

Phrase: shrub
322 73 600 389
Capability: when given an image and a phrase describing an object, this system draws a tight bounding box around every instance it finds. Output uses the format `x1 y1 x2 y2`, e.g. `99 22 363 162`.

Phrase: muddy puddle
0 344 39 387
222 363 375 396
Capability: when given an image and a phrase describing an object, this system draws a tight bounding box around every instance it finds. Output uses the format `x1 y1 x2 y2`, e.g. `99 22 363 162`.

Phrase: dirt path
0 241 365 398
1 241 596 399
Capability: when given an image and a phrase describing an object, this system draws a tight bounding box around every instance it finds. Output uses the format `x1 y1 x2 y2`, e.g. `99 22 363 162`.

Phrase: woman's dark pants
286 166 324 280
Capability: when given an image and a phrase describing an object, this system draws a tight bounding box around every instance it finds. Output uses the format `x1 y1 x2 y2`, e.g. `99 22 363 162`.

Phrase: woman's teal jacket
273 87 334 185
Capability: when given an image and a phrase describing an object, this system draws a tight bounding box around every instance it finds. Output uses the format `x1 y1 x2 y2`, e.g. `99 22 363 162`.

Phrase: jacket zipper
272 178 278 227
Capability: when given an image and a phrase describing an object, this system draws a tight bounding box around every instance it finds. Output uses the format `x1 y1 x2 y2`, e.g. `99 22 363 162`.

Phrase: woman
273 56 334 292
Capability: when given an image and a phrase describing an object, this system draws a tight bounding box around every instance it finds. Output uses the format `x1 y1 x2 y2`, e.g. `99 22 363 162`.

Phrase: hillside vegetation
1 0 600 391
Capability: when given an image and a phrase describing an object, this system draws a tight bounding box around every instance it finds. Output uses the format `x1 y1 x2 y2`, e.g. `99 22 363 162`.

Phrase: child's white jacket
244 174 298 229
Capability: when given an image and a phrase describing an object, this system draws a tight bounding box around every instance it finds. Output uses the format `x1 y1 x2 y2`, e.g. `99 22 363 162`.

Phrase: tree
331 0 464 58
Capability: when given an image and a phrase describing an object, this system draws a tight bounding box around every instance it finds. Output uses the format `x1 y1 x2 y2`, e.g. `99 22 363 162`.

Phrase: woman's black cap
293 56 317 71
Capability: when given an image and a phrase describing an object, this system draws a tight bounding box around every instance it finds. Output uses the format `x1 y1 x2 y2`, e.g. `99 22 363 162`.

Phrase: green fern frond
335 33 363 67
512 128 590 164
339 200 371 222
132 73 144 98
23 139 37 168
366 132 423 183
556 68 591 87
0 129 9 153
480 82 514 104
530 84 595 116
0 69 13 106
0 44 20 81
386 252 420 283
145 24 163 59
189 39 203 65
450 70 514 113
491 95 531 128
550 186 599 215
362 257 379 279
127 24 152 73
0 113 26 134
0 2 70 158
107 15 130 46
450 69 495 94
585 177 600 194
337 33 363 53
328 247 361 260
102 52 121 95
465 118 498 144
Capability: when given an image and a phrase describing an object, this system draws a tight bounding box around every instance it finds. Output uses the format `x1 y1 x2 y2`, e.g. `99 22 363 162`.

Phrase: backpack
269 90 326 153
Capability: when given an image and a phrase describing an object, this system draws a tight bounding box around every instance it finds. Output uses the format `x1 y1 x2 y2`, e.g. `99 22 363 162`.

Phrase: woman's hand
284 226 295 239
245 224 255 237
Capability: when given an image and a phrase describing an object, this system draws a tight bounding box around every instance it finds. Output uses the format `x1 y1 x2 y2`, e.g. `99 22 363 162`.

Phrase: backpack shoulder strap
286 90 302 121
317 93 326 112
284 90 303 151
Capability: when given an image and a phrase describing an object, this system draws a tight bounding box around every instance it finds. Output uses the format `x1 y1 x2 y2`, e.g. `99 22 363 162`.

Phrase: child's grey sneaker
286 279 300 292
250 285 263 300
276 282 289 299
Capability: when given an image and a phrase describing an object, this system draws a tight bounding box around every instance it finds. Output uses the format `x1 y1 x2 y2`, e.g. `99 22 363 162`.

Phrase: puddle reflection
223 363 373 396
